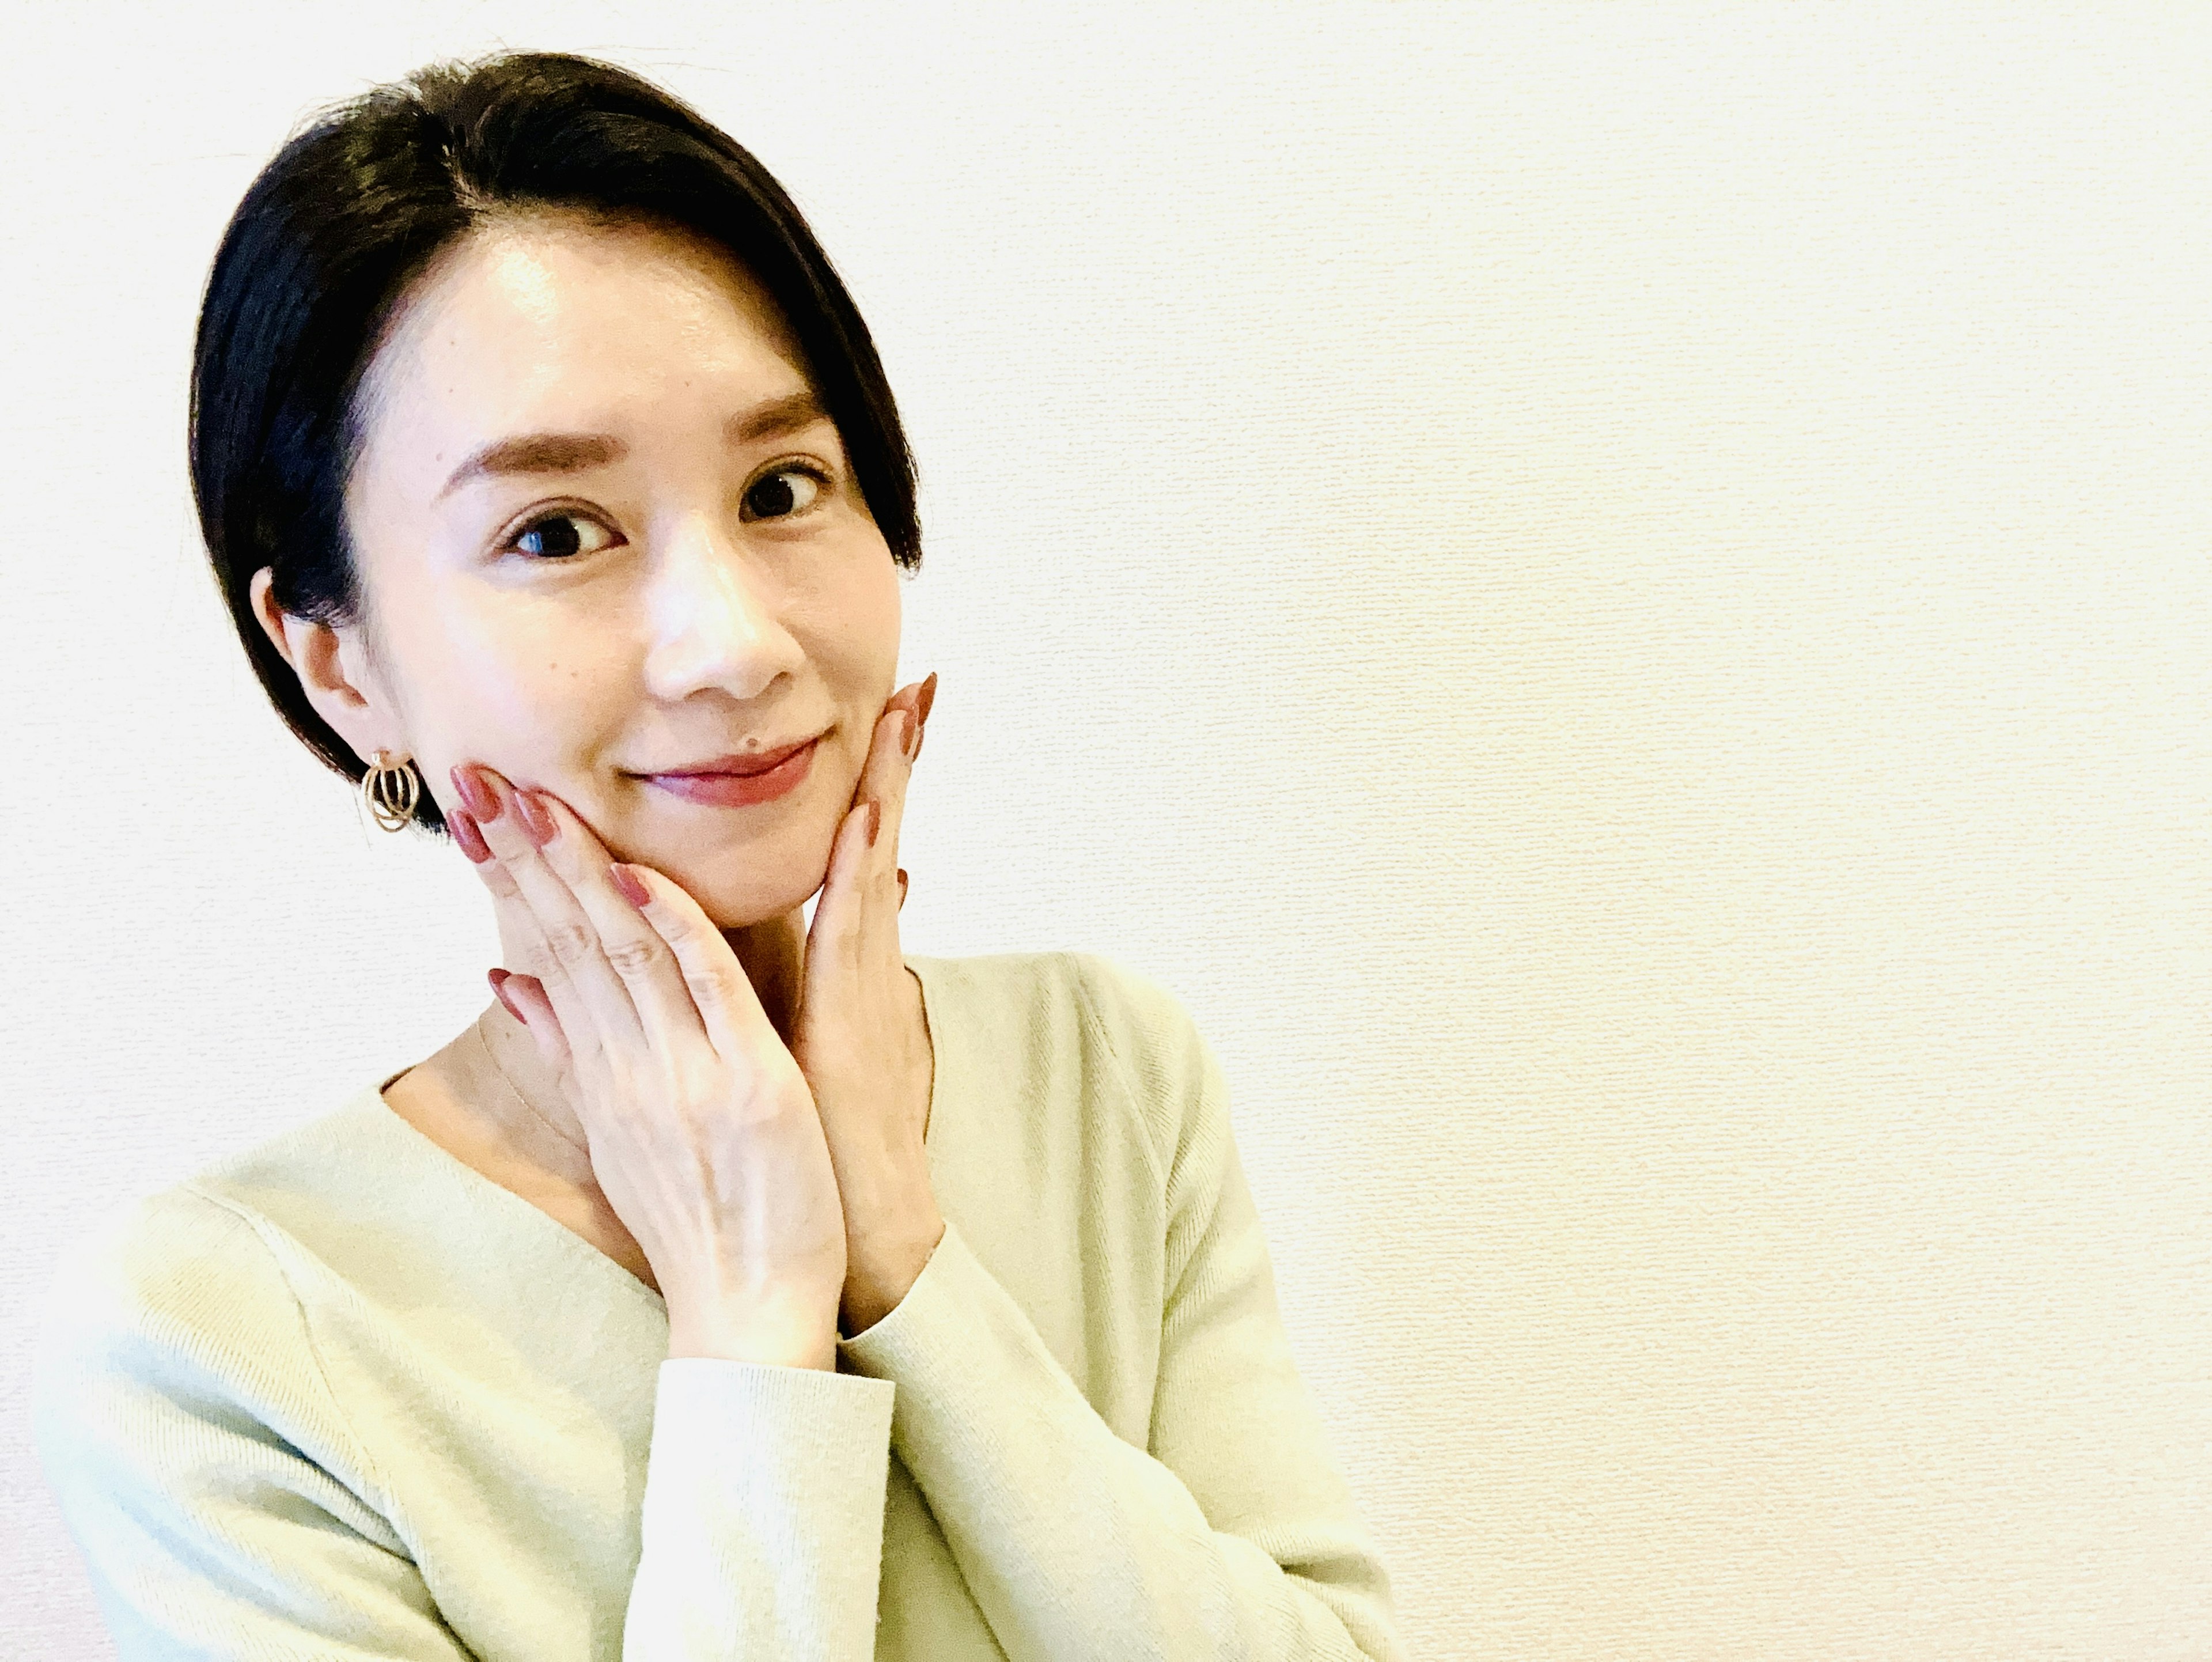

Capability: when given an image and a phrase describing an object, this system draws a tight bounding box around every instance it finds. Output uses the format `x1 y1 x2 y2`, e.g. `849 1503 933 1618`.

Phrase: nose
641 511 805 702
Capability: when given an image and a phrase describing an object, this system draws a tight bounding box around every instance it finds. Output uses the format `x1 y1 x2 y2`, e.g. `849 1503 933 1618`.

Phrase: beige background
4 3 2209 1657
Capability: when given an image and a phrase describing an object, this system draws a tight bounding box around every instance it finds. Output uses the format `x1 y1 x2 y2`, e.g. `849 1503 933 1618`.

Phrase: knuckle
603 932 664 978
683 955 745 1012
513 937 561 980
544 918 597 967
478 865 527 902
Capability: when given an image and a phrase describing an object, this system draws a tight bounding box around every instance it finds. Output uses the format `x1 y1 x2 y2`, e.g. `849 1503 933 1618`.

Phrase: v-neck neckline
359 953 948 1312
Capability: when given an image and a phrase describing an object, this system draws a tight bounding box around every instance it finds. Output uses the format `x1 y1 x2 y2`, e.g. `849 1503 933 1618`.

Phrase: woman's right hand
445 761 850 1371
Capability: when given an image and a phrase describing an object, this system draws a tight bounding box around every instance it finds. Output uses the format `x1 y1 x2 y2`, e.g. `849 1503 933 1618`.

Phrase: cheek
830 535 905 668
468 631 586 722
786 535 903 689
438 614 619 776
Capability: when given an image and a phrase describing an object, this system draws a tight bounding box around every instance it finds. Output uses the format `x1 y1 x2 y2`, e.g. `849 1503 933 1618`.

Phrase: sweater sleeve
622 1360 896 1658
834 952 1405 1661
31 1183 899 1660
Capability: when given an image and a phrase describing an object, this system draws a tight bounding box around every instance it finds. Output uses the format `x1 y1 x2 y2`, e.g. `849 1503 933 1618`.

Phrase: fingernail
450 764 498 821
487 968 525 1024
896 868 908 908
900 709 918 761
515 790 557 847
449 806 493 864
610 862 650 908
867 798 882 847
917 671 937 727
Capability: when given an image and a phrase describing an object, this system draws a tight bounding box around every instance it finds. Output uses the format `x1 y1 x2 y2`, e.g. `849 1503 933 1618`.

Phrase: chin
612 775 846 930
662 850 832 936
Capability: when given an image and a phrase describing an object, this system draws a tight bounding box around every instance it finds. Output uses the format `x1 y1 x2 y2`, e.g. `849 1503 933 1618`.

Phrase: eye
741 464 831 523
502 510 623 562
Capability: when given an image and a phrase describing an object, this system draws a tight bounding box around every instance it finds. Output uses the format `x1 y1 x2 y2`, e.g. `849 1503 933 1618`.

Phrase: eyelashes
497 462 836 561
505 511 618 562
741 464 831 523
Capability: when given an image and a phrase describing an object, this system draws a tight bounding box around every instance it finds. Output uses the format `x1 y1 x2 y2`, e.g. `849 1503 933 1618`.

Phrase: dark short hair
191 50 922 835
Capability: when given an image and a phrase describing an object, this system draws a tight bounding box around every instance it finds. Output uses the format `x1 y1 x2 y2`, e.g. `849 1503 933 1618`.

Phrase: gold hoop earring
362 749 422 832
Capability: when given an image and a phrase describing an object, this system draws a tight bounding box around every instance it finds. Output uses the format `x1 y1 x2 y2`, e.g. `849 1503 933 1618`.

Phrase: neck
460 906 810 1189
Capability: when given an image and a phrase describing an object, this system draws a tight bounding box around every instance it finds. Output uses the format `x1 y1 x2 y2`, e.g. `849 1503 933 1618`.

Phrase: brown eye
742 467 828 522
506 512 620 561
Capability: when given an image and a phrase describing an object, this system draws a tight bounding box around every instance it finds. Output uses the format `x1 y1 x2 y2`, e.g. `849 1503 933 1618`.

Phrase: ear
248 566 407 766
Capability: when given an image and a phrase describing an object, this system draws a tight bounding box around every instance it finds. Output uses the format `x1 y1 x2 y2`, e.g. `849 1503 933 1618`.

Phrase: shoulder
28 1178 362 1490
912 947 1200 1047
29 1088 396 1410
32 1182 315 1402
912 948 1215 1177
40 1182 279 1332
1058 951 1205 1053
30 1181 411 1592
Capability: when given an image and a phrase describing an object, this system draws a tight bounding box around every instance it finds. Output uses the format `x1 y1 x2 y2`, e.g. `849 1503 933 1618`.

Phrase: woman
31 51 1403 1661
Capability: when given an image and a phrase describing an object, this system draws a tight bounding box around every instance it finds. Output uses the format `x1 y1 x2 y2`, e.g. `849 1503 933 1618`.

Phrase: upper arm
31 1190 473 1661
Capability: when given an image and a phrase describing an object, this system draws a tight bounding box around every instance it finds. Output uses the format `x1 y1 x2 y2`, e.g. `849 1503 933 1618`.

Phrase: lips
640 737 821 808
652 735 823 778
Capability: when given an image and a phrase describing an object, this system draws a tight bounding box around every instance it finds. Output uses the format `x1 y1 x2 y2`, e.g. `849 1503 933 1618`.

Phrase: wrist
666 1320 838 1371
665 1286 841 1371
840 1214 946 1338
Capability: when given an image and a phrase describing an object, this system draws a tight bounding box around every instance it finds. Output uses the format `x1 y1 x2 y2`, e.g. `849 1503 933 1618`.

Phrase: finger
603 858 789 1065
868 689 923 934
857 687 921 895
806 794 885 989
488 967 574 1076
508 786 714 1064
451 800 586 1078
463 767 646 1094
805 690 915 987
911 668 936 763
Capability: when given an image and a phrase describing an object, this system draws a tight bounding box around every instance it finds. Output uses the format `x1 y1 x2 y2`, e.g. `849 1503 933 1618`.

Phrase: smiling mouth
640 733 827 778
637 737 821 805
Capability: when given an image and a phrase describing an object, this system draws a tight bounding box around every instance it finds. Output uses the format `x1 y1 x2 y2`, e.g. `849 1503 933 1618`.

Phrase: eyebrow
435 389 834 501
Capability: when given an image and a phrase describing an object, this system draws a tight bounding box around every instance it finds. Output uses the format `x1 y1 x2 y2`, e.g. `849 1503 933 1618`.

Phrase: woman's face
266 208 903 929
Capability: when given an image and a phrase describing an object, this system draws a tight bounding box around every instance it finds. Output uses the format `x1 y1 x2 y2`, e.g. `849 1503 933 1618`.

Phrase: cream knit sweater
33 949 1403 1660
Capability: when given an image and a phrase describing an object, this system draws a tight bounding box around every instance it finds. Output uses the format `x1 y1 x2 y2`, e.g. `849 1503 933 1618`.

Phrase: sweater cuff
649 1356 897 1474
833 1215 975 1373
834 1217 1075 1409
628 1361 897 1657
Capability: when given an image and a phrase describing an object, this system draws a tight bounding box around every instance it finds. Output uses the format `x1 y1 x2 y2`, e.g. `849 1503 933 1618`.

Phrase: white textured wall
4 4 2207 1656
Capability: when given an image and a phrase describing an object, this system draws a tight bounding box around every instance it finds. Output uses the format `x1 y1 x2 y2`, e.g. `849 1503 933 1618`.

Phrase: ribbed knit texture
32 949 1403 1661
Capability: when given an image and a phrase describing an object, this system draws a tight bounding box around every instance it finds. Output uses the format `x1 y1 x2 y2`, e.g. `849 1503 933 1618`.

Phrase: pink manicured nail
449 806 493 864
610 863 650 908
867 799 882 847
450 764 498 820
487 968 524 1024
514 790 557 847
916 672 937 726
900 709 918 761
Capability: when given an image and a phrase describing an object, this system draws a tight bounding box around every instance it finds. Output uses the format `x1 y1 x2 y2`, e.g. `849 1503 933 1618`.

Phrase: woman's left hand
795 672 943 1340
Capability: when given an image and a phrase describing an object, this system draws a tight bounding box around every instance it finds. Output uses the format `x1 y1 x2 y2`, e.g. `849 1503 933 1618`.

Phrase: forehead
353 209 810 454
